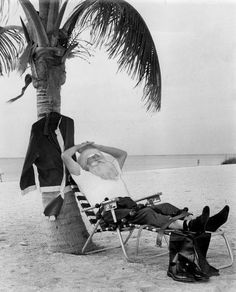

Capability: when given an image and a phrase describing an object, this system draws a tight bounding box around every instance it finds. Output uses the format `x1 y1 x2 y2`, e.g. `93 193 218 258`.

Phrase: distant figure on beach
197 159 200 166
62 142 229 233
0 168 3 182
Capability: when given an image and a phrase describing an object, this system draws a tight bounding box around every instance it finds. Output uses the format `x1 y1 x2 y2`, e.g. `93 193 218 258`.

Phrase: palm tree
3 0 162 254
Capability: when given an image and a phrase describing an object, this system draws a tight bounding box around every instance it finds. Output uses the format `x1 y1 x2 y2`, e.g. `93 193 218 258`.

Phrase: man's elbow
61 152 69 164
61 152 66 161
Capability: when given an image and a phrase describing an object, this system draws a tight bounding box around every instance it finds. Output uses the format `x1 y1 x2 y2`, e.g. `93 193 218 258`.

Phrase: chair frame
72 185 233 268
209 229 233 269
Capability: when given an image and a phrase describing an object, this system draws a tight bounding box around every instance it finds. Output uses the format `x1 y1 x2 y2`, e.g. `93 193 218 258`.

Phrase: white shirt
71 158 130 206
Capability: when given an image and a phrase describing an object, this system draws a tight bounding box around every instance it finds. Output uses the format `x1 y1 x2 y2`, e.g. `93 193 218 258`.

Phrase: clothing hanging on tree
20 112 75 195
43 117 67 218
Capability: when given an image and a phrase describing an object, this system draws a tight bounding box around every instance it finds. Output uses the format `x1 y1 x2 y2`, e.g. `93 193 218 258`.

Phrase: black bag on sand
168 230 219 282
99 196 139 227
43 195 64 218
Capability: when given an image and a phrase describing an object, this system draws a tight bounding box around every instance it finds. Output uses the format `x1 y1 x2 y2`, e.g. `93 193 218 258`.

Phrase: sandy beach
0 165 235 291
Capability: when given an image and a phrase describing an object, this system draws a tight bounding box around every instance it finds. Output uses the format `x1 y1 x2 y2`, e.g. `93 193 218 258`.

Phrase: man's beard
88 160 119 180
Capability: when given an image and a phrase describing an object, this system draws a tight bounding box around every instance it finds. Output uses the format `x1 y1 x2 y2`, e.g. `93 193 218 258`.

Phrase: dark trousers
129 203 181 227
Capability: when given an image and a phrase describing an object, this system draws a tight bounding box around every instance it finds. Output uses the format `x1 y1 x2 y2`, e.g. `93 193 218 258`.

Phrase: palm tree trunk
42 191 92 254
31 52 91 254
36 87 50 118
31 51 64 118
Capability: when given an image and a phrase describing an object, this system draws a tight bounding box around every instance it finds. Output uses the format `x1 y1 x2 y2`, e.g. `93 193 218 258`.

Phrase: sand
0 165 235 291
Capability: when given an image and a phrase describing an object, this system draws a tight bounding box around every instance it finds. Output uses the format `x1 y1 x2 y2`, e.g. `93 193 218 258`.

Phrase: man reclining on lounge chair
61 142 229 233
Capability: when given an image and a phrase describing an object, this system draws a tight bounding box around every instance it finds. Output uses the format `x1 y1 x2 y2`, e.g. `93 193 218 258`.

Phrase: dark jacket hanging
20 112 75 194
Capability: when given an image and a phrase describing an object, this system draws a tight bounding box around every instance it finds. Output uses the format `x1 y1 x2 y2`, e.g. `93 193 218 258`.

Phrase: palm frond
0 26 25 75
17 42 35 75
20 17 31 43
0 0 9 25
62 0 92 38
54 0 69 35
65 0 161 111
7 73 32 103
19 0 49 47
39 0 50 29
47 0 60 34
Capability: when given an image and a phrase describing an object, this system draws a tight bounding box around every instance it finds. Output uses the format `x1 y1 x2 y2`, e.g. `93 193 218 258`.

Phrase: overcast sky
0 0 235 157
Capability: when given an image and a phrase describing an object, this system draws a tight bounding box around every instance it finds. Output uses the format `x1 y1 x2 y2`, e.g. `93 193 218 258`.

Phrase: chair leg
123 228 135 245
82 227 135 256
135 226 169 258
116 228 133 262
82 220 102 254
135 225 149 256
210 229 234 269
163 234 169 247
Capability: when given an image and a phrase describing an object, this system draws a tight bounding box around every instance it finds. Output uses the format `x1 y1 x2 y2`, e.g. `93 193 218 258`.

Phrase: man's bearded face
87 155 119 180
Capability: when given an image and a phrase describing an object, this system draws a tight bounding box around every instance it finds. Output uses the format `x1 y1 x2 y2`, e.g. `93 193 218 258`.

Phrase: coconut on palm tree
2 0 161 253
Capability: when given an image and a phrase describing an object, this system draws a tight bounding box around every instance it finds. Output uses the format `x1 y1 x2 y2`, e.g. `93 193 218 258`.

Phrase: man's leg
130 206 210 232
151 203 185 216
129 207 187 229
129 207 173 228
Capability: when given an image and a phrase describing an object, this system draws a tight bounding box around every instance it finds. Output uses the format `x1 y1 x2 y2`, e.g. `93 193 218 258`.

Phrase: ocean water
123 154 234 171
0 154 234 182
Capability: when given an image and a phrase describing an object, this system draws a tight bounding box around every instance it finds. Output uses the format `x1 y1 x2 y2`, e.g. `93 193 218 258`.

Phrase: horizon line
0 153 236 159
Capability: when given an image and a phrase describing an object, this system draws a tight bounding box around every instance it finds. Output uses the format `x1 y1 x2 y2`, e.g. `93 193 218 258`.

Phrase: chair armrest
81 197 119 213
100 197 119 212
135 192 162 206
81 205 97 212
99 198 120 223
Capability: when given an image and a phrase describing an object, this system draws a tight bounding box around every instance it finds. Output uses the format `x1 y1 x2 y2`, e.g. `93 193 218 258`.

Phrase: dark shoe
206 205 229 232
191 268 209 281
167 263 196 283
187 206 210 233
206 265 220 277
178 254 209 281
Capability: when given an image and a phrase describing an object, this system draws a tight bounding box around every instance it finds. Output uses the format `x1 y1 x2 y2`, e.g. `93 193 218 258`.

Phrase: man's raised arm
92 144 127 169
61 145 82 175
62 142 95 175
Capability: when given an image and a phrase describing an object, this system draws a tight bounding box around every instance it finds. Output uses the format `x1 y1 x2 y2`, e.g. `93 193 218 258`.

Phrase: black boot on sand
184 206 210 233
206 205 229 232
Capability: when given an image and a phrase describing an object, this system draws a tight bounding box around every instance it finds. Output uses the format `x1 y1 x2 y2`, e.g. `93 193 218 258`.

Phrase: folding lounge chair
71 185 171 262
71 185 233 268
